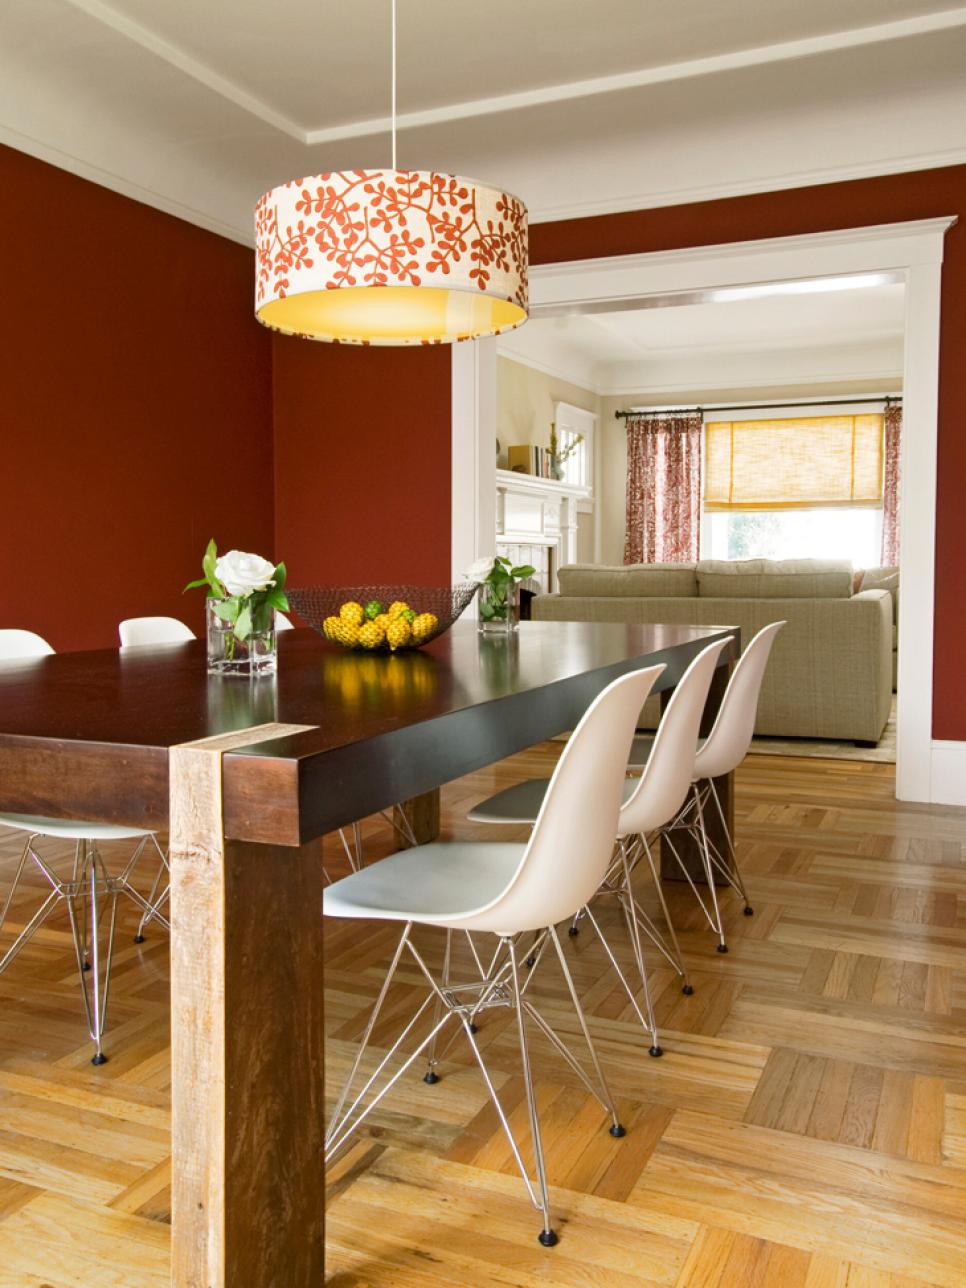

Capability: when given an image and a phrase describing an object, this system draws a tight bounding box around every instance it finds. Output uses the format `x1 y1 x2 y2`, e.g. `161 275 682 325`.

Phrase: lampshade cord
391 0 397 171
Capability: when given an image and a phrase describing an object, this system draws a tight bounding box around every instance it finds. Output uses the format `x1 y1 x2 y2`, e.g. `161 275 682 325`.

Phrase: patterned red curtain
624 413 703 563
881 403 901 565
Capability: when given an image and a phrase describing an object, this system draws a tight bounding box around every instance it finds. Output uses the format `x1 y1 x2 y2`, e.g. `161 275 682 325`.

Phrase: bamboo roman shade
704 414 885 511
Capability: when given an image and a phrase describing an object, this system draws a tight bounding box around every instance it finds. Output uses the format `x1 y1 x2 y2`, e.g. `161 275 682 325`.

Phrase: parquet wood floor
0 750 965 1286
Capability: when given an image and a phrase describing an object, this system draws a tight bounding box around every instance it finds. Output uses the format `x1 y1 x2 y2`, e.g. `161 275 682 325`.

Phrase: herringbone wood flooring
1 750 965 1286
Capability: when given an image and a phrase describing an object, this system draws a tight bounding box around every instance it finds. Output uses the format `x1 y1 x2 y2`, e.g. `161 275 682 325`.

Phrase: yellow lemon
387 600 410 619
386 618 412 651
339 601 365 627
322 615 341 641
358 621 385 650
412 612 438 641
335 620 361 647
374 613 392 631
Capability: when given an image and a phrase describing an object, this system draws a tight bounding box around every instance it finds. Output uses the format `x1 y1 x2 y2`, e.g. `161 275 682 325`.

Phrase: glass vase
206 599 277 676
477 582 520 633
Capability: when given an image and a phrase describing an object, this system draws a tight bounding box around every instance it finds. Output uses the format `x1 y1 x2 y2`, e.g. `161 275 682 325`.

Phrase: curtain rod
615 395 902 419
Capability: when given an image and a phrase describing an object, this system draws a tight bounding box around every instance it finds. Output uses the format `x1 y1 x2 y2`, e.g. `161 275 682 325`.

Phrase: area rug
747 697 896 763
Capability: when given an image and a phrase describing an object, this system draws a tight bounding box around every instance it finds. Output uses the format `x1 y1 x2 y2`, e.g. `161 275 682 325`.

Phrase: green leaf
479 599 496 619
183 576 209 592
272 561 287 592
510 564 536 580
234 604 253 642
211 598 239 623
266 589 289 611
495 555 511 566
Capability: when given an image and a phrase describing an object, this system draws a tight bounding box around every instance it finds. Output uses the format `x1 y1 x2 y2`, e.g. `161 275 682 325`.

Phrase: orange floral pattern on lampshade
254 169 528 345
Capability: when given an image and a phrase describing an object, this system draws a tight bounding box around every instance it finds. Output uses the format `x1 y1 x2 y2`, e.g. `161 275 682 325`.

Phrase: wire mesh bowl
287 584 478 652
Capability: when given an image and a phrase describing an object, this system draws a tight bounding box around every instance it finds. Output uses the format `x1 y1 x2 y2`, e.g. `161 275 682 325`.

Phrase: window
701 406 886 567
705 508 883 567
553 401 596 495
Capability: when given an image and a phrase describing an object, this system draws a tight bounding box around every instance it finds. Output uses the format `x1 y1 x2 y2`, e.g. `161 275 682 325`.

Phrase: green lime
364 599 384 621
401 608 416 624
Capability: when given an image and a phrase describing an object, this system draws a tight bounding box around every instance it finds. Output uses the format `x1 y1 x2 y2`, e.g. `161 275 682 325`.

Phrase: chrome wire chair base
0 834 153 1063
118 835 170 944
328 810 420 884
326 923 627 1246
655 778 752 952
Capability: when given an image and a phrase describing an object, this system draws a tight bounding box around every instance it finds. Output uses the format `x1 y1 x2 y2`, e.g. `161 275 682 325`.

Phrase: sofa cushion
696 558 853 599
860 566 899 624
556 563 697 598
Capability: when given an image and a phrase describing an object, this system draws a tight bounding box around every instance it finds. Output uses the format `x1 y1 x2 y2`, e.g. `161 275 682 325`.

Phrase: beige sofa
532 559 893 743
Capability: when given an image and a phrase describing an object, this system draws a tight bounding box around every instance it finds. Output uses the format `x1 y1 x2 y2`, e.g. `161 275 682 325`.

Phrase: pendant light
254 1 529 345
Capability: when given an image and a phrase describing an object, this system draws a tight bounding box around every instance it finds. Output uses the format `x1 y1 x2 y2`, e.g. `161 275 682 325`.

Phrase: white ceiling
59 0 966 134
2 2 965 242
499 279 906 394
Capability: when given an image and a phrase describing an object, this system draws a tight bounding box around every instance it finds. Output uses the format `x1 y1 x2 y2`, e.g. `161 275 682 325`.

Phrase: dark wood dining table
0 618 737 1286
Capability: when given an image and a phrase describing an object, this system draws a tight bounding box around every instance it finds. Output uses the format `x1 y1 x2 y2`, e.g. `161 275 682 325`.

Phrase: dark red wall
272 336 452 587
532 166 966 740
0 144 274 650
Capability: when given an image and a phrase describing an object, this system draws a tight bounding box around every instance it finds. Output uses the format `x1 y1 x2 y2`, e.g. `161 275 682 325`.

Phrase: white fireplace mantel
496 468 591 592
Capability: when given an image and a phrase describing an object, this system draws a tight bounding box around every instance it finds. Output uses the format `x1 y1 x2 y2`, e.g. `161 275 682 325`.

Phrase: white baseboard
929 741 966 807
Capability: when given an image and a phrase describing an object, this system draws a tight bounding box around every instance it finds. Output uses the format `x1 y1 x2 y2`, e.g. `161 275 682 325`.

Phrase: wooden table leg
170 724 325 1288
660 656 735 885
393 788 441 847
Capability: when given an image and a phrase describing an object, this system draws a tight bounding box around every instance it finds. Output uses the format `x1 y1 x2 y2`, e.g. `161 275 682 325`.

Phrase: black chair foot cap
423 1071 441 1085
82 962 91 972
567 926 580 937
649 1045 663 1058
525 957 536 969
538 1229 559 1248
468 1023 479 1034
133 934 145 944
91 1053 107 1066
717 943 729 954
609 1123 626 1138
681 983 694 995
743 906 754 916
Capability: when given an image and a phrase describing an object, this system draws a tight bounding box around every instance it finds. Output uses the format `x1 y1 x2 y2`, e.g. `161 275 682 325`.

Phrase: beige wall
598 377 902 566
497 357 599 466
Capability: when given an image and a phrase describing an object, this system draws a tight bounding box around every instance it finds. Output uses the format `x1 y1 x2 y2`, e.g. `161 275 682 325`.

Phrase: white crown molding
596 367 904 398
0 120 252 247
528 146 966 224
63 0 306 141
62 0 966 151
496 349 604 397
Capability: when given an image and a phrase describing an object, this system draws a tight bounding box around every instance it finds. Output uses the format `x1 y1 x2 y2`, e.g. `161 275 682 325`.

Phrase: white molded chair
0 629 168 1063
323 664 663 1247
629 622 785 952
467 639 730 1048
118 616 195 646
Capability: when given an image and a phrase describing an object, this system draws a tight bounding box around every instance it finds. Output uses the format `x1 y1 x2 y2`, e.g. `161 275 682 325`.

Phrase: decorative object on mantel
465 555 536 633
288 585 475 652
185 540 288 677
548 420 583 482
253 0 528 346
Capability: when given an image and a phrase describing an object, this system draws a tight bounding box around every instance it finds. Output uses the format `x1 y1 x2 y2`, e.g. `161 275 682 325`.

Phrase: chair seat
468 776 639 826
0 813 153 842
323 841 526 927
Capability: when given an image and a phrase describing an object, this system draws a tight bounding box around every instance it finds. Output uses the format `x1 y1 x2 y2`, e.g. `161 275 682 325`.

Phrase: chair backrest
276 612 294 631
118 616 195 646
0 629 55 659
459 664 665 934
693 621 785 780
618 637 731 837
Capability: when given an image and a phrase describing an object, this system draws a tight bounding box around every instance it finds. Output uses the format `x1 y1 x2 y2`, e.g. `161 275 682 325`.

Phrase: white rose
215 550 276 597
464 555 497 584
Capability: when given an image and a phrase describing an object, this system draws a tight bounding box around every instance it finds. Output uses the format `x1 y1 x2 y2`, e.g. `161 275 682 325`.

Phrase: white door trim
452 217 955 802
